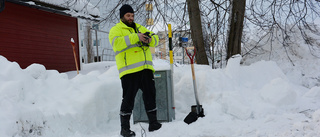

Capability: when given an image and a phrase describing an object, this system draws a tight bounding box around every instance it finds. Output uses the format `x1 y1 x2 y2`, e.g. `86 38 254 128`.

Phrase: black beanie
120 4 134 18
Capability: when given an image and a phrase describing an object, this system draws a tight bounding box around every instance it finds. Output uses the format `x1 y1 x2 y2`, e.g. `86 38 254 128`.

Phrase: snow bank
242 25 320 89
1 55 320 137
0 56 119 136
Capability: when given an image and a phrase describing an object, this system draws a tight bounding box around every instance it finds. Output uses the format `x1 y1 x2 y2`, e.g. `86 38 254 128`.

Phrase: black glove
141 32 151 46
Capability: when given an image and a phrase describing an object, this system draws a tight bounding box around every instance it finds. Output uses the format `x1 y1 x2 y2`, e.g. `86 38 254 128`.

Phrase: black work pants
120 69 156 115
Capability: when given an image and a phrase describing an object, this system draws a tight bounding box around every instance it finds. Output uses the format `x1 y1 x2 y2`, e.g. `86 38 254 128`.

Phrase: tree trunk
226 0 246 60
186 0 209 65
85 21 94 63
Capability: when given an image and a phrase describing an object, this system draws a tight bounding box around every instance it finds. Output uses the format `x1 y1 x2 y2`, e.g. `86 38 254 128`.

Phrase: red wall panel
0 2 80 72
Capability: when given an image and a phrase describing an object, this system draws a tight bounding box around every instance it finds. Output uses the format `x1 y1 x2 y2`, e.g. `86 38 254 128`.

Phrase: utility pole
95 28 99 62
146 0 153 26
168 24 175 115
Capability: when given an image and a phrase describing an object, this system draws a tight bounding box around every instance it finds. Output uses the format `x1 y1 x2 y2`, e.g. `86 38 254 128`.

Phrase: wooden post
70 38 79 74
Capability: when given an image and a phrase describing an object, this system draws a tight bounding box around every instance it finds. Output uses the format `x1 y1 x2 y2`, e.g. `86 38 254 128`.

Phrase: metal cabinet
133 70 175 123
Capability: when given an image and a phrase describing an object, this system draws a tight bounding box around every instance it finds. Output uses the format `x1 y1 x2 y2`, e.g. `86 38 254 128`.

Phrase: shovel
183 47 205 124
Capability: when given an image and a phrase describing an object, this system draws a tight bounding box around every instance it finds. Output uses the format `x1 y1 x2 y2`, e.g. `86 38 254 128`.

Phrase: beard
122 18 135 29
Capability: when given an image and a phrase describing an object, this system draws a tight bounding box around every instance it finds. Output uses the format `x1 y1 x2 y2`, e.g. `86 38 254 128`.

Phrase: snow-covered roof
9 0 100 21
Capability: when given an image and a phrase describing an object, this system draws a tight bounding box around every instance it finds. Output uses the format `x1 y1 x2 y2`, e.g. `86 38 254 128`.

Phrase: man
108 4 161 137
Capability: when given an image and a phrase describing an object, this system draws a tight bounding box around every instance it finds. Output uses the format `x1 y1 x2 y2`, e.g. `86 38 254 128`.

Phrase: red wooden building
0 0 99 72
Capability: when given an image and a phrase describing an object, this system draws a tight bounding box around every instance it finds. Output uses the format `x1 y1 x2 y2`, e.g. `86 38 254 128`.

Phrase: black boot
120 128 135 137
147 110 162 132
120 115 135 137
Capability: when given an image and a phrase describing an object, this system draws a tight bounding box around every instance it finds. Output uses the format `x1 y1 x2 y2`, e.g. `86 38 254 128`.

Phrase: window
92 24 99 30
82 57 85 63
93 40 100 46
94 56 101 62
81 40 84 47
174 33 181 38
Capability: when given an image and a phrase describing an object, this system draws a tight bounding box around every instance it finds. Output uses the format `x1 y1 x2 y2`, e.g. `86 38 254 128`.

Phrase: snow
22 0 100 19
1 45 320 137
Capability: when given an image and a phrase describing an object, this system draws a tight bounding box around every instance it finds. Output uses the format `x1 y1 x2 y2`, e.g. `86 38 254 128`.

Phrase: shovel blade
184 111 198 124
191 105 205 118
184 105 205 124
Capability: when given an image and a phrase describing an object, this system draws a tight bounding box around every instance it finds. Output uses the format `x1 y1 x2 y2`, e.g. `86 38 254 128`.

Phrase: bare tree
244 0 320 66
186 0 209 65
226 0 246 60
200 0 320 67
75 0 320 68
200 0 230 68
98 0 210 65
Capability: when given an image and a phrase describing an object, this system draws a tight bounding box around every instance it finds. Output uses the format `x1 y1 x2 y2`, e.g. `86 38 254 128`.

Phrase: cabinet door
133 71 169 123
154 71 168 122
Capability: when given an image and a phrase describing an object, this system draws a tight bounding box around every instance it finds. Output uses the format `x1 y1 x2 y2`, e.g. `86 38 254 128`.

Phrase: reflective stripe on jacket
109 20 159 78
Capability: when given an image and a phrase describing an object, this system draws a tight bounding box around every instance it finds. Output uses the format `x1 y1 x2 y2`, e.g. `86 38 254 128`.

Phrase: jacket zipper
124 52 127 66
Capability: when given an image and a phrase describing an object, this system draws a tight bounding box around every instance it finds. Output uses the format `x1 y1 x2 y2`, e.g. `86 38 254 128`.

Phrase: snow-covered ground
1 48 320 137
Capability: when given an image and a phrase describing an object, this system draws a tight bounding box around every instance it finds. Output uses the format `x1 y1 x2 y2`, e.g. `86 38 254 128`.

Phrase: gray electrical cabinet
133 70 175 124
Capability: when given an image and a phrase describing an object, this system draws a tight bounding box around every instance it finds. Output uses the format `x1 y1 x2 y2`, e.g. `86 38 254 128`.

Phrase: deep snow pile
242 25 320 88
1 54 320 137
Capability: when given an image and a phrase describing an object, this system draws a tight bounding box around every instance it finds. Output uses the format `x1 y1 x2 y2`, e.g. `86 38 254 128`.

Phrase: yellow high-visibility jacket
109 20 159 78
